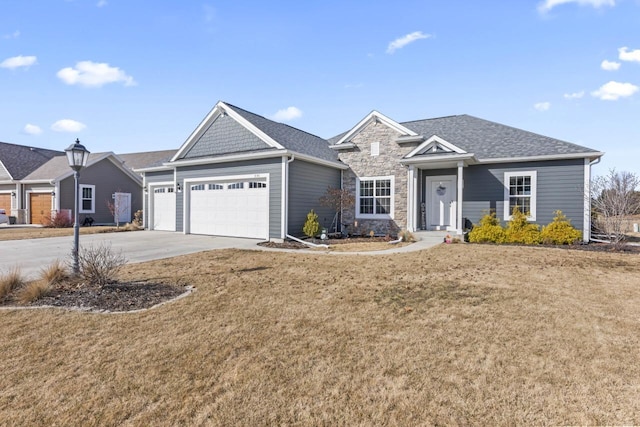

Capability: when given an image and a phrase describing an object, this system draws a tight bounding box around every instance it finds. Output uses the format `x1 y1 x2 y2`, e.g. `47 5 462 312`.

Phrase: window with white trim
79 184 95 213
504 171 537 220
356 176 394 219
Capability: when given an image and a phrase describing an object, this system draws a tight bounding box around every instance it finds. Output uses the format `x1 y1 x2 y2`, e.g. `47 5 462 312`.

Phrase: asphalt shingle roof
328 114 599 160
22 152 116 181
119 150 177 170
225 103 340 163
0 142 63 180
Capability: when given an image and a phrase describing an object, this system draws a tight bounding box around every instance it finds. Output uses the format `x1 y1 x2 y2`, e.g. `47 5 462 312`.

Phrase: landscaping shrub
0 267 25 299
303 209 320 238
18 280 50 304
398 230 416 242
133 210 143 226
77 242 127 286
41 260 70 286
468 212 506 243
540 210 582 245
42 212 73 228
504 209 541 245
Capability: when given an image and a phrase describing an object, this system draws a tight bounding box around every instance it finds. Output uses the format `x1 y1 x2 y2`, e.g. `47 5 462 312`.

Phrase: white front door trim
424 175 457 231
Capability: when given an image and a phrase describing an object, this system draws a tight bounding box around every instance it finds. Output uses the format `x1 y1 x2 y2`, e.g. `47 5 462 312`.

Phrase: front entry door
425 176 456 230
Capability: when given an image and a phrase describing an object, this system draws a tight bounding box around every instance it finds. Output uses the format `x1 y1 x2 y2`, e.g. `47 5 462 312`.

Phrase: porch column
457 161 464 235
407 166 416 231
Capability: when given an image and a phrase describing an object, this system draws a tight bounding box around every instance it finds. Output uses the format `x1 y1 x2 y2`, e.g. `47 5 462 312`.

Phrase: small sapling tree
318 186 355 234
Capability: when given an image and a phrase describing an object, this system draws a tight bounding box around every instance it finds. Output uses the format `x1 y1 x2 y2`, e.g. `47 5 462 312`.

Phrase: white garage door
189 178 268 239
152 186 176 231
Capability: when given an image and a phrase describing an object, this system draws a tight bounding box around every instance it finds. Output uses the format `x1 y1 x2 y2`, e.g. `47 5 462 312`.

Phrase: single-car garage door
189 178 268 239
0 193 10 213
30 193 52 225
152 186 176 231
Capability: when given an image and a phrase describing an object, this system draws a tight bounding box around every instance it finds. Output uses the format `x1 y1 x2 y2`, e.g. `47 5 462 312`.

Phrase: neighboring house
137 101 602 242
0 141 149 225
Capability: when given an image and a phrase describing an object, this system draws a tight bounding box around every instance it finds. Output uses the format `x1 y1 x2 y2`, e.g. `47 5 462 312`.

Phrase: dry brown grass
1 245 640 425
0 226 141 241
17 279 51 304
0 267 25 299
40 260 70 286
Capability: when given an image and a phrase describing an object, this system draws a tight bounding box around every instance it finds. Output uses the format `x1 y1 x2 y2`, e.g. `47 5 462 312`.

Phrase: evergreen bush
540 210 582 245
504 209 541 245
468 211 506 243
303 209 320 238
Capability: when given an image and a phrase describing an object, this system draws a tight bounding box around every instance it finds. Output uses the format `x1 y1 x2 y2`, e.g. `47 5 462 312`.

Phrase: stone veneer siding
337 121 419 236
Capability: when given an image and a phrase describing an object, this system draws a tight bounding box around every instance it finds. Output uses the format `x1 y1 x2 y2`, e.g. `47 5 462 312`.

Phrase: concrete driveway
1 231 261 279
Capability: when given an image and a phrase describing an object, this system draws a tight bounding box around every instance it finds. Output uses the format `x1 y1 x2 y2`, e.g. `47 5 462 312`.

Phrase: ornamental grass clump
468 211 506 243
540 210 582 245
0 267 25 299
504 209 541 245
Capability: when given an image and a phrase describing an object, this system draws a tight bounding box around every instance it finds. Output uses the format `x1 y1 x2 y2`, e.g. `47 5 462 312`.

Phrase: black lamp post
65 138 90 275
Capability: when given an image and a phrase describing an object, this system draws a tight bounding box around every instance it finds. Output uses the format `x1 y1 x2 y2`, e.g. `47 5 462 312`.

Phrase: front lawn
0 225 140 241
1 245 639 425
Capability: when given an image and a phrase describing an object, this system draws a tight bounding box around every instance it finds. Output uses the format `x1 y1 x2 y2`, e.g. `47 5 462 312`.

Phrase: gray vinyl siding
60 158 143 224
175 158 283 238
288 160 341 236
462 159 585 230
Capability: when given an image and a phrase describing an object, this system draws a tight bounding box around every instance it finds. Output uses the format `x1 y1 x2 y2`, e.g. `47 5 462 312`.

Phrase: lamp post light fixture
65 138 90 275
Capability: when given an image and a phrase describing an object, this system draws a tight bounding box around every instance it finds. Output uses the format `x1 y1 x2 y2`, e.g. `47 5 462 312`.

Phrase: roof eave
476 152 605 164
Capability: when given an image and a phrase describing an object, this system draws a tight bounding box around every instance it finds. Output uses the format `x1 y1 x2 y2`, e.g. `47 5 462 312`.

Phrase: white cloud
23 124 42 135
538 0 615 13
591 81 639 100
51 119 87 133
563 91 585 99
57 61 136 87
618 46 640 63
97 0 108 7
386 31 431 54
2 30 20 39
0 55 37 70
270 106 303 121
601 59 621 71
534 102 551 111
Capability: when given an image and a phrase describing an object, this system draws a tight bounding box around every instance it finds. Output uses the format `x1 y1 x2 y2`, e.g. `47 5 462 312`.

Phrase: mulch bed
259 236 396 250
2 282 188 313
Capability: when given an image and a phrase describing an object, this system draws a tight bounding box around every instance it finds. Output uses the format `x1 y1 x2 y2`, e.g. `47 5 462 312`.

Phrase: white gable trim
334 111 418 146
0 160 13 181
171 101 284 162
406 135 467 158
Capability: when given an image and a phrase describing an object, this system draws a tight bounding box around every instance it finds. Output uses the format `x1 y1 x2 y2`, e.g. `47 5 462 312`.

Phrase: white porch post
407 166 416 231
583 158 591 243
457 161 464 235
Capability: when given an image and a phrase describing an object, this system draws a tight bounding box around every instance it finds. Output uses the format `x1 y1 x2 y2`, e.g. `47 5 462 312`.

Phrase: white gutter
476 152 605 164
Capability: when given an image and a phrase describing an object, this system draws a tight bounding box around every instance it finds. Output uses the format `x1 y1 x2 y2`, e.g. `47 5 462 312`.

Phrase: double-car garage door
152 176 269 239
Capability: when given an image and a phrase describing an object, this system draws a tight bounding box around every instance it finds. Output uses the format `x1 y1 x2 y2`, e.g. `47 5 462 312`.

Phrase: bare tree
319 186 355 234
591 169 640 247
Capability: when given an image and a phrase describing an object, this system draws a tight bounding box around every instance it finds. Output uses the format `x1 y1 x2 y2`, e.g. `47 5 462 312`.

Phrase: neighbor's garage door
30 193 52 225
152 186 176 231
189 178 268 239
0 193 10 213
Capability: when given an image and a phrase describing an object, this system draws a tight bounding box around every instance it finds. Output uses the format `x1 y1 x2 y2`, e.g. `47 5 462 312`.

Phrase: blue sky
1 0 639 176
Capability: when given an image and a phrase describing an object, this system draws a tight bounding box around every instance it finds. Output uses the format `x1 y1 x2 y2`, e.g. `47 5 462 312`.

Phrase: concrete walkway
1 230 449 279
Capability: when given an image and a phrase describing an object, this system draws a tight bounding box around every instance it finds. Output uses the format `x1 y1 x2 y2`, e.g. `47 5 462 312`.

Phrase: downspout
142 174 147 229
584 156 602 243
282 154 295 240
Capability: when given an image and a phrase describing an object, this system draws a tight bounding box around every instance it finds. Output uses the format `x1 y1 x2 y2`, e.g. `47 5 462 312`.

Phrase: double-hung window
356 176 394 219
79 184 95 213
504 171 537 220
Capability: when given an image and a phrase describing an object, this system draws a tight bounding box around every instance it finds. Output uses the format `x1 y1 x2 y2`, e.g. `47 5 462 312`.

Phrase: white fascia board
223 102 285 150
396 135 426 144
406 135 466 158
134 165 175 173
334 111 418 145
171 104 223 162
476 152 605 164
401 153 476 165
329 143 355 150
170 101 285 163
167 149 347 170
